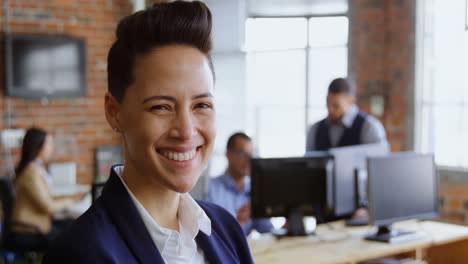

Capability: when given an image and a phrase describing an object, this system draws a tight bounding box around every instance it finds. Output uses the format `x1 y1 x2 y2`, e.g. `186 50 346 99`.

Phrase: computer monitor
250 155 333 236
366 153 438 243
328 143 390 218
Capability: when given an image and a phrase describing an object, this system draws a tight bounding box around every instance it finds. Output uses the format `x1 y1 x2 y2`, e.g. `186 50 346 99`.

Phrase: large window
416 0 468 169
246 16 348 157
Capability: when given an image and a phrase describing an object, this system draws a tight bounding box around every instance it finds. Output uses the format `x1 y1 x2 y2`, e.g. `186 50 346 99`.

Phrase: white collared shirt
114 166 211 264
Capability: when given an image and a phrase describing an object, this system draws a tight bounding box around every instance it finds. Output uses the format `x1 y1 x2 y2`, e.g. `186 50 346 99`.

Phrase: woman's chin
168 180 196 194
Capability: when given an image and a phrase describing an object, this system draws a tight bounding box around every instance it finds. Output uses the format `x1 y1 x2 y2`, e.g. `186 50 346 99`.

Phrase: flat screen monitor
328 143 389 218
366 152 438 243
4 34 86 99
250 155 333 236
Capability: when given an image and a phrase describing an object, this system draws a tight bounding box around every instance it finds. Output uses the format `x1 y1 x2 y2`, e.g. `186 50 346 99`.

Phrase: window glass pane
418 0 468 169
208 153 227 178
245 18 307 51
461 106 468 167
309 16 349 47
255 106 305 157
431 0 468 104
247 50 306 157
247 50 306 105
307 107 328 127
432 105 463 167
248 0 348 17
308 47 348 111
420 104 434 153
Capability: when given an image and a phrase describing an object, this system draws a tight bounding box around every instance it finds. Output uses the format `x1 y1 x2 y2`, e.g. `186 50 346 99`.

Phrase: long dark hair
15 127 48 178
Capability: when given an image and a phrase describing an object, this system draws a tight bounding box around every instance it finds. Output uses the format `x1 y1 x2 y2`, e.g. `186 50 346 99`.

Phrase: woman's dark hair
108 0 214 102
15 127 48 178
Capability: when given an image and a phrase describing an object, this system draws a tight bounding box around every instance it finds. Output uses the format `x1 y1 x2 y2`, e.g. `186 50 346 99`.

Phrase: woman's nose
169 111 197 140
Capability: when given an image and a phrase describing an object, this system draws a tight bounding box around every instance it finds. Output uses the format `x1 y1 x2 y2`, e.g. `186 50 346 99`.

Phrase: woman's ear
105 92 122 132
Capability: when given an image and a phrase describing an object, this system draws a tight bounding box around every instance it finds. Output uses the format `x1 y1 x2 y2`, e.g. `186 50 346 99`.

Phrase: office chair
0 177 49 263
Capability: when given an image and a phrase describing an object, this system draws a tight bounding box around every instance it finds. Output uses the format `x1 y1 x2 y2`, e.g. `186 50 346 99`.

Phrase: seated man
306 78 387 151
206 132 273 235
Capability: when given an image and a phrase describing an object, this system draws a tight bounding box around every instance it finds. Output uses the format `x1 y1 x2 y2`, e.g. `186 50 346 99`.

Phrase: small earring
113 127 120 132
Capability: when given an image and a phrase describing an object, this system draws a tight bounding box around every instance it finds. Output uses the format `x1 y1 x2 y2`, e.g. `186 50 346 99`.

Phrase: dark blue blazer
43 169 254 264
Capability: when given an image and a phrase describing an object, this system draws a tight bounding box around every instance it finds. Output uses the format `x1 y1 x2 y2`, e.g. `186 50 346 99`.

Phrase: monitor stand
272 208 314 237
365 225 415 243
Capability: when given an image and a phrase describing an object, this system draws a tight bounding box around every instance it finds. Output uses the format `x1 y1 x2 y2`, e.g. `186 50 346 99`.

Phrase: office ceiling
247 0 348 17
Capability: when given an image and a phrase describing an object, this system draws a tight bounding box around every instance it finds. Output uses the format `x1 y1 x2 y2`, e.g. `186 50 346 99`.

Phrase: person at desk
11 127 85 244
306 78 387 151
206 132 273 235
43 2 253 263
306 78 387 223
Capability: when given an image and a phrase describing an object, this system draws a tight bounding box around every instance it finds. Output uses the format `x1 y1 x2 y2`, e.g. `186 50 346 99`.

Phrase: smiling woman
43 1 253 264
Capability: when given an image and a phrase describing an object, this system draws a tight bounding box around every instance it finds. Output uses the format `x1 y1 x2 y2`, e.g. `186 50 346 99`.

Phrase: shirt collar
221 172 250 194
327 104 359 128
113 165 211 256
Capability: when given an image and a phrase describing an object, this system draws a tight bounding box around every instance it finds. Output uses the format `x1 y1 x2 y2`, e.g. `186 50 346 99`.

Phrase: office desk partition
249 220 468 264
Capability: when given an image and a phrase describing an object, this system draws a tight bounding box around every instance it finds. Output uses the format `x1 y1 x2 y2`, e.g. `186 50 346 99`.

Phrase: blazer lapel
196 230 238 264
100 168 164 264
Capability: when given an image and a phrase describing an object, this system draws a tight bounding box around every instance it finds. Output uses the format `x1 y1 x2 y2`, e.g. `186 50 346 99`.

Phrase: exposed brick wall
350 0 468 225
349 0 415 152
0 0 132 183
439 180 468 225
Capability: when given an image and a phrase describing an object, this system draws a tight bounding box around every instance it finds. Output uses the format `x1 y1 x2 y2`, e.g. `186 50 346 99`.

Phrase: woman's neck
121 163 180 231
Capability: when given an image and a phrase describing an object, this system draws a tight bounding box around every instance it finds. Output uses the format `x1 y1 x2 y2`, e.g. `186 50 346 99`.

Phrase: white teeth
161 149 197 161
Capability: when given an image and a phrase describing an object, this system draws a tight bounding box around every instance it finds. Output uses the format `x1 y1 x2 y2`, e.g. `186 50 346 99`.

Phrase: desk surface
49 184 91 197
249 220 468 264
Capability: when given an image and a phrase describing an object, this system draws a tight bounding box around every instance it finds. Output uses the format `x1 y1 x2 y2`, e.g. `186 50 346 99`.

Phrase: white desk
249 220 468 264
49 184 90 197
50 184 92 219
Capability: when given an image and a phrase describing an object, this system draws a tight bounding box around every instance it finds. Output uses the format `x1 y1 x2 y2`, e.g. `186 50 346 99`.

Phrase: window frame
245 13 349 156
415 0 468 174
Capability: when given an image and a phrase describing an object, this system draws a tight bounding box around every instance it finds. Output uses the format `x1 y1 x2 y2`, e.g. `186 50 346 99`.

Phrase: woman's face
110 45 216 193
39 135 54 162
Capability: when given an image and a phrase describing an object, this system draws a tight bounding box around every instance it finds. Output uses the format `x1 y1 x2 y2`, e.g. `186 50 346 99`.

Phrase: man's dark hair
328 78 356 96
108 1 214 102
226 132 251 151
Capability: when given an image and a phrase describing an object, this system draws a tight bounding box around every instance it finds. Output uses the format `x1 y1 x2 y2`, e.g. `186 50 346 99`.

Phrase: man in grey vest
306 78 387 151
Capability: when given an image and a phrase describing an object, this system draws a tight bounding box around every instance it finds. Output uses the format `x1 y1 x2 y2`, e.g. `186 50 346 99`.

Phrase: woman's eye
195 103 212 109
150 105 171 111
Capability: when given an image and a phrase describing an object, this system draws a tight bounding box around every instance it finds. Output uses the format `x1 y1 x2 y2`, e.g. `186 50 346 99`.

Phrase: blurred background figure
206 132 273 235
306 78 387 151
10 127 86 247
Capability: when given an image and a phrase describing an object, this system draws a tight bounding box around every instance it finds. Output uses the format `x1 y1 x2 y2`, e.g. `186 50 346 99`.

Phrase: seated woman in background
11 127 84 244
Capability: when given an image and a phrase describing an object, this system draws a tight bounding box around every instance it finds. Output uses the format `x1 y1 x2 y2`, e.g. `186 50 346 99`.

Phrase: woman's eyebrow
192 92 213 100
142 95 176 104
142 92 213 104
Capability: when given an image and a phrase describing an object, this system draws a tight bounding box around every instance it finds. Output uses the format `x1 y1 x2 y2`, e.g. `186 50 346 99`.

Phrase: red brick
0 0 132 182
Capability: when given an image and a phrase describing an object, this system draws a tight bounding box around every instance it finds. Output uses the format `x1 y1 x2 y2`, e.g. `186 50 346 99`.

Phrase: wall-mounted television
4 34 86 99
